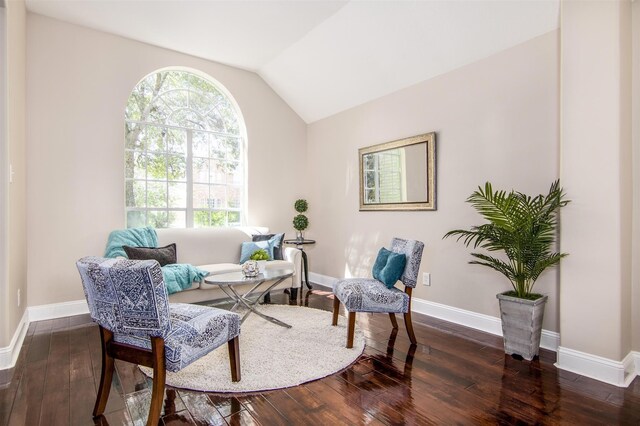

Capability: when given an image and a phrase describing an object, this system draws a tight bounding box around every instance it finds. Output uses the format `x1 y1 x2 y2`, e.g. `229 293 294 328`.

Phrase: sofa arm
283 246 302 289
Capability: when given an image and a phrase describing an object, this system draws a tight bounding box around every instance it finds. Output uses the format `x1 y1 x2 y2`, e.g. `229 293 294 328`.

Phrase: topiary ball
294 199 308 213
293 214 309 231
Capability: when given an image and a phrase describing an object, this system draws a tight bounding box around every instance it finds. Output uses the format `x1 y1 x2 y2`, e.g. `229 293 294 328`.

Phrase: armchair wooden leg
228 336 241 382
93 326 115 418
332 297 340 326
404 311 417 345
404 287 417 344
147 336 166 426
347 311 356 349
389 313 399 329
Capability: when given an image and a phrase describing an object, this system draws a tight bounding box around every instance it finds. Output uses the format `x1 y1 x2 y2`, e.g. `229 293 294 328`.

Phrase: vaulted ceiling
25 0 559 123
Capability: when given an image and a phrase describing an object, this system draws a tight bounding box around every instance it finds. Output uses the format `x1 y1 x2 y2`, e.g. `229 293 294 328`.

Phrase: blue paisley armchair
76 257 241 426
332 238 424 348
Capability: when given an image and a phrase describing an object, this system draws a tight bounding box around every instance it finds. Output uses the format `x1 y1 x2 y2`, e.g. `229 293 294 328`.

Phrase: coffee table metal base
218 276 292 328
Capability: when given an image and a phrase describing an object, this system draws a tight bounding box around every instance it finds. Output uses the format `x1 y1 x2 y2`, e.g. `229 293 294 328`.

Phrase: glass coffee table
204 268 293 328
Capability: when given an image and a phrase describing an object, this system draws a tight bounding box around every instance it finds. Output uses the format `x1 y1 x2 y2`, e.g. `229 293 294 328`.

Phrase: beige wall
632 0 640 353
559 0 633 361
307 31 560 331
1 0 27 348
0 4 6 348
26 14 307 307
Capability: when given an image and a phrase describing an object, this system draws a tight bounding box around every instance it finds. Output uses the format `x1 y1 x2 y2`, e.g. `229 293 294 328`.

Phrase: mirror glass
359 133 436 211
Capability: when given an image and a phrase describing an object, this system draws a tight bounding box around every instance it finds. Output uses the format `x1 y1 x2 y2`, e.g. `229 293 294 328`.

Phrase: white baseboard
555 347 639 387
308 272 338 290
309 272 559 351
27 299 89 322
0 309 29 370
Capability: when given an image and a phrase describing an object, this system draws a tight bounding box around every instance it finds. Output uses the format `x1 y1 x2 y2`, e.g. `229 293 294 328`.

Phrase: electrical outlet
17 289 20 307
423 272 431 286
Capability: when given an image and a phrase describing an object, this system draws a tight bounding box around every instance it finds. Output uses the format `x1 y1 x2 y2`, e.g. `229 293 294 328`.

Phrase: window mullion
165 128 170 226
186 129 194 228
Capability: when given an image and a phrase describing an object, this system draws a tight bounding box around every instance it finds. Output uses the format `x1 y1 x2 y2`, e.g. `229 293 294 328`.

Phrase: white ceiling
25 0 559 123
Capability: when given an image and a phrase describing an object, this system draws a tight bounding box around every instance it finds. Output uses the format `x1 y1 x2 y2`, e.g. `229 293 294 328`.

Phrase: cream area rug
140 305 365 393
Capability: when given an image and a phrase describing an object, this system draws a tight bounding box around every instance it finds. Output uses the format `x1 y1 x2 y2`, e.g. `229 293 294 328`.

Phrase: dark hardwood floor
1 288 639 425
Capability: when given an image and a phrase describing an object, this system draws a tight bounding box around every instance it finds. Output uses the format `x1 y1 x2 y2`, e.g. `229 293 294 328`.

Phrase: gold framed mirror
359 132 436 211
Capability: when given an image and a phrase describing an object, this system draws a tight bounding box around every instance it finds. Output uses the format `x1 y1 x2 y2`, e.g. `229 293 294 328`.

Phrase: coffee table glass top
204 268 294 328
204 268 293 285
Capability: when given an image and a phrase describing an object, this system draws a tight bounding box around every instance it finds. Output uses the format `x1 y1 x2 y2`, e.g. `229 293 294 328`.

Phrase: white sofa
156 227 302 304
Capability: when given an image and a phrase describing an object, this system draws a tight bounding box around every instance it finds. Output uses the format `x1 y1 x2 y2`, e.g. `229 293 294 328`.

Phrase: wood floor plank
262 391 314 425
161 409 196 425
39 329 71 426
69 376 97 426
206 394 243 418
303 379 386 426
235 394 288 426
8 359 47 426
178 390 227 426
115 359 151 395
225 409 259 426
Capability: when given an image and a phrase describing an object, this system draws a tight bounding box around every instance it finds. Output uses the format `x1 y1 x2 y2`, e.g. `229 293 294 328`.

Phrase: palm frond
469 253 516 282
444 180 570 298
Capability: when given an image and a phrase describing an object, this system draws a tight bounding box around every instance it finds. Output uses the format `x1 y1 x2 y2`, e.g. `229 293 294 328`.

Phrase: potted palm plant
444 180 569 360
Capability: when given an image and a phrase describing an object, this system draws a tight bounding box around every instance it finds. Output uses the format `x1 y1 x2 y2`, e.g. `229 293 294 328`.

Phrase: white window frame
124 69 246 229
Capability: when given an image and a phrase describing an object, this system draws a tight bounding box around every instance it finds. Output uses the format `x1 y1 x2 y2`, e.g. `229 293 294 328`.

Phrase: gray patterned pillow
123 243 177 266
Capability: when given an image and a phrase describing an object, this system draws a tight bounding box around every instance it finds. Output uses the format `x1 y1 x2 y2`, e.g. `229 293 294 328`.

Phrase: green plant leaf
443 180 569 298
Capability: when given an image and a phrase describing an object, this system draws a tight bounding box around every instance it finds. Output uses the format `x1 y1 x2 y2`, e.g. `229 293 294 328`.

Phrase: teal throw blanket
104 227 158 258
162 264 209 294
104 227 208 294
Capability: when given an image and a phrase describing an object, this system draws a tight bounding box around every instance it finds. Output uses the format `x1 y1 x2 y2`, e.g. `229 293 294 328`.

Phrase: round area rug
140 305 365 393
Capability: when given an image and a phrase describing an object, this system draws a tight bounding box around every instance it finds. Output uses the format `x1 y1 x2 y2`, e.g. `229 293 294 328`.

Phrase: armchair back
390 238 425 288
76 257 171 338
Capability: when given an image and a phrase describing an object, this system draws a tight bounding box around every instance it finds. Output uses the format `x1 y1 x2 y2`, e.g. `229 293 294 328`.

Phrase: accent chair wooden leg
404 311 417 345
347 311 356 349
147 336 166 426
389 313 399 329
228 336 241 382
93 326 115 418
404 287 417 344
332 297 340 326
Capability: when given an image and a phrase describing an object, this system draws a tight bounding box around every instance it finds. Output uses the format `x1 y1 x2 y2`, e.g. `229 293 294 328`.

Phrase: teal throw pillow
372 247 391 281
239 235 279 263
373 247 406 288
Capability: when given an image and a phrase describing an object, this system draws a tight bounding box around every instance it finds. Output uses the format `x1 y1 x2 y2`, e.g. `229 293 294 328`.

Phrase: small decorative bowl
241 260 260 277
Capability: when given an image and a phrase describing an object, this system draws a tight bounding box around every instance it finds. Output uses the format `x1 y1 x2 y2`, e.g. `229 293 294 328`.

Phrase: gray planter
496 292 548 361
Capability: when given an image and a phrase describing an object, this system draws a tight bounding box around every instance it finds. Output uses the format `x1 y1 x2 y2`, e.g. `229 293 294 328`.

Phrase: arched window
125 69 245 228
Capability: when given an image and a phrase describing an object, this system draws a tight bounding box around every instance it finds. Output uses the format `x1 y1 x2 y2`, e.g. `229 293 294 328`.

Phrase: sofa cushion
198 263 242 275
156 228 251 265
264 260 293 271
